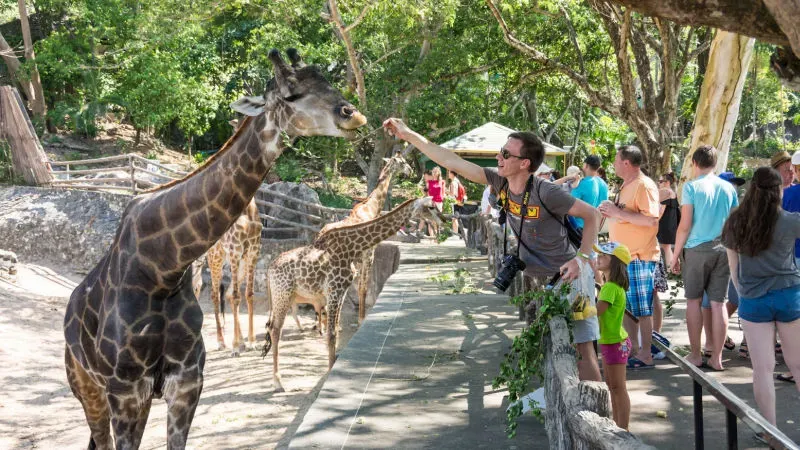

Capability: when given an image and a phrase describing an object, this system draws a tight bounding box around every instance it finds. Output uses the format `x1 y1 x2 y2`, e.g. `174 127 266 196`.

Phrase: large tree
0 0 47 121
486 0 711 176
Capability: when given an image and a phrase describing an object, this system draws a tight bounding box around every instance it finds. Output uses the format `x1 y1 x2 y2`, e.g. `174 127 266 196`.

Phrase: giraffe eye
284 93 305 102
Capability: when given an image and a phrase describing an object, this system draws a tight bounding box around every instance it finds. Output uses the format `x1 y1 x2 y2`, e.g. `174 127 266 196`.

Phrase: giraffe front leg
163 373 203 450
208 258 227 351
65 349 113 450
325 285 349 369
268 297 291 393
107 389 153 450
229 257 244 357
244 246 258 351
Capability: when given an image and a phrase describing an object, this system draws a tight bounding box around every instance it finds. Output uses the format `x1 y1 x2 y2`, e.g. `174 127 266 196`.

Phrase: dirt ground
0 262 359 450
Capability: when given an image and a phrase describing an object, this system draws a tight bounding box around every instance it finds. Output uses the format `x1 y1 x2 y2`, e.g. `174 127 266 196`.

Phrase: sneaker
651 344 666 360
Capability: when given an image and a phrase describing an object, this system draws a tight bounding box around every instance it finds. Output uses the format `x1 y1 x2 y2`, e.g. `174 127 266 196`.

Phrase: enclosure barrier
545 316 655 449
652 340 800 450
48 154 187 194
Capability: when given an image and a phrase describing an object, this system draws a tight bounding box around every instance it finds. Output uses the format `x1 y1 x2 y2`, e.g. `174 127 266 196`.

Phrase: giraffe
62 48 366 450
318 153 412 323
205 198 262 356
262 196 442 392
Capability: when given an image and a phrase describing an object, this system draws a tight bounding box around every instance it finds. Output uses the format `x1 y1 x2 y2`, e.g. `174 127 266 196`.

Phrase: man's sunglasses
500 147 525 160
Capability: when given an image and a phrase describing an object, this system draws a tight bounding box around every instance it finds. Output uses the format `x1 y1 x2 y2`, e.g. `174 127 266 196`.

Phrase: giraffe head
412 196 445 228
231 48 367 139
380 153 413 179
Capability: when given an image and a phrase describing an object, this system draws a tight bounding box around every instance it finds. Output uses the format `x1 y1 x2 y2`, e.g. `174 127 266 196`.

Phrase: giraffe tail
260 331 273 358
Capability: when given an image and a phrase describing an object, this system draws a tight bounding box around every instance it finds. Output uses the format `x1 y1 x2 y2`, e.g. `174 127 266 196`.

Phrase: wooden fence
46 154 352 242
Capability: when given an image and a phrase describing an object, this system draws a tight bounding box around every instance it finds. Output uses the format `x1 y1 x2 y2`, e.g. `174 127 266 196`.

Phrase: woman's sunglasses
500 147 524 160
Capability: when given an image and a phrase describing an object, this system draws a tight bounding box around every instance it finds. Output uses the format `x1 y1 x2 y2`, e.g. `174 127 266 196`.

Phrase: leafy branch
492 283 574 437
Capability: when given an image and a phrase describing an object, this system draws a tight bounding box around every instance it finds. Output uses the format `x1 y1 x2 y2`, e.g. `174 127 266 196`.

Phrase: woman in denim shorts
721 167 800 427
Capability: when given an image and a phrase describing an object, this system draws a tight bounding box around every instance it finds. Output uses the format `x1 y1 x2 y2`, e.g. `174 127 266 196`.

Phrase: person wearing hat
670 145 738 371
594 241 632 429
771 150 794 189
554 165 583 192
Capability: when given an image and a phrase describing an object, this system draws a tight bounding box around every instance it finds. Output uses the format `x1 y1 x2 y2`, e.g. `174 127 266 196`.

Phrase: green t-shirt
598 282 629 345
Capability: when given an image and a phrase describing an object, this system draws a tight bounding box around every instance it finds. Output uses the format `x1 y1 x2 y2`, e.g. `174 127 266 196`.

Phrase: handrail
48 154 131 165
653 340 799 450
253 198 326 223
257 186 352 214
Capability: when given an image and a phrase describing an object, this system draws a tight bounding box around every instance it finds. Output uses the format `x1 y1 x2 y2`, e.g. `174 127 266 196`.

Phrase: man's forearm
617 208 659 227
673 227 689 259
405 132 486 184
579 209 599 256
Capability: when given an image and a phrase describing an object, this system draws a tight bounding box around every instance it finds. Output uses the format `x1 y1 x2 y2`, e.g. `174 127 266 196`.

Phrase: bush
317 190 353 209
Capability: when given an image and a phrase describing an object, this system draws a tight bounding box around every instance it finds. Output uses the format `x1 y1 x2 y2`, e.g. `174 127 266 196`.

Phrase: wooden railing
46 155 353 242
48 154 187 194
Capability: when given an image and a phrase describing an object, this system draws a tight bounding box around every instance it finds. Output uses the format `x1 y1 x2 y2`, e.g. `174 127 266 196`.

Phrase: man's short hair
584 155 602 170
508 131 545 173
692 145 717 169
618 145 643 167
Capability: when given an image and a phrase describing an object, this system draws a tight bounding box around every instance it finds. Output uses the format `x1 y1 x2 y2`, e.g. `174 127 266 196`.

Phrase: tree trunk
0 86 52 185
679 32 755 192
0 32 36 110
18 0 46 121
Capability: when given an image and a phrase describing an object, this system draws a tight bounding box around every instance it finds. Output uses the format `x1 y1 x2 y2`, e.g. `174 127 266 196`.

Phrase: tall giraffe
262 197 442 392
62 49 366 450
318 153 411 322
206 198 262 356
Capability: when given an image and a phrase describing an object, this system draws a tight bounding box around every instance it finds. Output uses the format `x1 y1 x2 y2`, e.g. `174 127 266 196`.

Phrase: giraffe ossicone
63 48 365 450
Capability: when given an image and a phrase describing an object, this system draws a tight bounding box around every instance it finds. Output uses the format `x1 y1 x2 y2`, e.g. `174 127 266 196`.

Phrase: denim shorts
702 280 740 309
738 284 800 323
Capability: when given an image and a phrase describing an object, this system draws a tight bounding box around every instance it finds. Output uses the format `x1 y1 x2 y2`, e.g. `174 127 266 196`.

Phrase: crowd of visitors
383 116 800 431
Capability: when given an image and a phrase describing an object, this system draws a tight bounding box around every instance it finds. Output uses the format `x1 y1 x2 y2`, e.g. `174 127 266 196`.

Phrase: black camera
493 254 526 292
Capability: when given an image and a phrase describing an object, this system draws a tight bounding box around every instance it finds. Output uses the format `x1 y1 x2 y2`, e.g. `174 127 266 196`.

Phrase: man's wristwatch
577 251 591 260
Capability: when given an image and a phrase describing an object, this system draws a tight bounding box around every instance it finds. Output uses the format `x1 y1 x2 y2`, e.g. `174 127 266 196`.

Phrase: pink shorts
600 337 631 365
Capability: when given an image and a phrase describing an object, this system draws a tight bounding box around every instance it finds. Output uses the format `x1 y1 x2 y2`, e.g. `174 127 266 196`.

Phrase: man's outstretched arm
383 118 487 185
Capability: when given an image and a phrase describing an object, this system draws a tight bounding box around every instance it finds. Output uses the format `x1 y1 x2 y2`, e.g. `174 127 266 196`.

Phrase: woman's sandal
703 349 712 358
777 373 795 384
739 342 749 359
724 336 736 351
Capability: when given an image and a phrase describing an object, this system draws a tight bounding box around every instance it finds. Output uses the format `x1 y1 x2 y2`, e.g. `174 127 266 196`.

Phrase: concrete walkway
289 238 800 449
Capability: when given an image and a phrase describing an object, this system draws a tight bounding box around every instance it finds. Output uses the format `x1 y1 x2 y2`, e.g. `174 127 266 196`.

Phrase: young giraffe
62 49 366 450
205 198 262 356
318 153 412 323
263 197 442 392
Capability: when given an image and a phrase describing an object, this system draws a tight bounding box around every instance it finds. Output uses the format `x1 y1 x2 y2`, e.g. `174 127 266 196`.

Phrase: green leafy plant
317 191 353 209
426 268 478 294
665 272 684 317
442 197 455 215
192 152 209 165
492 283 574 438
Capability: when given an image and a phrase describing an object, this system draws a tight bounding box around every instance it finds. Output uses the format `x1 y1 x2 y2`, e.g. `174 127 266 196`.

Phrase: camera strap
501 174 535 258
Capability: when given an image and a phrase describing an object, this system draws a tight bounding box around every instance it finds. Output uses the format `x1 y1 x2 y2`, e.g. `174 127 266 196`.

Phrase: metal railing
653 340 799 450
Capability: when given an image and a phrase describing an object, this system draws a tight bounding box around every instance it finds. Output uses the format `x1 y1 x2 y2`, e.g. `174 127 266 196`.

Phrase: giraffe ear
231 96 266 116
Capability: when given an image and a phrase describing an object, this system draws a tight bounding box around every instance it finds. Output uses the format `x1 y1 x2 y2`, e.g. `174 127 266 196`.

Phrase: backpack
456 181 467 203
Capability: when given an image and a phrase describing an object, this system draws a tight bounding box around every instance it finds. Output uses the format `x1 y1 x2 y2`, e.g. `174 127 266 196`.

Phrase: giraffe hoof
274 386 285 393
231 349 241 357
217 343 227 351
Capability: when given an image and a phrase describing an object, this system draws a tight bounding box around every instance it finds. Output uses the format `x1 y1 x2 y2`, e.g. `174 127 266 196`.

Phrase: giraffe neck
135 112 284 275
354 166 394 218
317 199 418 254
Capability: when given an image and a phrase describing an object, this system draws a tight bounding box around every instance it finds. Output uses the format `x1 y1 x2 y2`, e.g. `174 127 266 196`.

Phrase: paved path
289 238 800 449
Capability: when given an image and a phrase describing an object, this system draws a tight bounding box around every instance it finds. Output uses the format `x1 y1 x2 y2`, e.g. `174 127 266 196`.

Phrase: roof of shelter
439 122 568 158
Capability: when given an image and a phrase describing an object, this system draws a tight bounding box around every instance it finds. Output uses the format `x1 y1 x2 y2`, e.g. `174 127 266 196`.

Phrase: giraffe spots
125 259 159 291
173 224 198 247
138 234 178 273
161 191 189 228
64 314 81 345
164 322 194 360
82 307 99 338
117 290 149 325
115 349 145 381
99 337 118 368
179 243 207 265
182 303 203 332
183 188 206 212
136 212 164 238
189 209 212 241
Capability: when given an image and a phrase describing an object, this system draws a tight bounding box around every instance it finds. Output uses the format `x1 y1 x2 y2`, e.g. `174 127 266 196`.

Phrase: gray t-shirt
484 168 576 276
723 209 800 299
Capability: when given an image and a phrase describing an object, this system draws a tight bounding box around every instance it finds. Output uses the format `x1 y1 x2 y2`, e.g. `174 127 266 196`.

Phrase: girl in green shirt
594 242 632 430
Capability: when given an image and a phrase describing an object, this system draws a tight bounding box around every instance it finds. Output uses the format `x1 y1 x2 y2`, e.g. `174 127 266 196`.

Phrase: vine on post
492 283 574 438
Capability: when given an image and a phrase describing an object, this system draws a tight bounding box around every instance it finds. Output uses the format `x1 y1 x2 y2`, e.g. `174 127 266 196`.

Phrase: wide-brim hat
771 151 792 169
593 242 632 265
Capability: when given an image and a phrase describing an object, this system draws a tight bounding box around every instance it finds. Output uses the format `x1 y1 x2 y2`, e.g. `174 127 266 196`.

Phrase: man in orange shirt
599 146 661 369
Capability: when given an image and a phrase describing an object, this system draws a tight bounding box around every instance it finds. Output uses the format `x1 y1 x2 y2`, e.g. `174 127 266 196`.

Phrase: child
594 242 633 430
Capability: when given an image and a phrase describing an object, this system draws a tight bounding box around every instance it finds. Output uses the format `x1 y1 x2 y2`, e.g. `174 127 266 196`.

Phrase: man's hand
597 200 621 219
382 118 413 141
560 257 591 282
669 254 681 274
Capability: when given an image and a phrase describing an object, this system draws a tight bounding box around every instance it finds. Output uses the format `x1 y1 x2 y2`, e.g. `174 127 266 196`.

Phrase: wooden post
0 86 52 185
129 155 137 195
544 317 656 449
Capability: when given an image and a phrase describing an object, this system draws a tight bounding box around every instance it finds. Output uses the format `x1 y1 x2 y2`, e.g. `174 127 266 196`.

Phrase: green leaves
492 282 573 438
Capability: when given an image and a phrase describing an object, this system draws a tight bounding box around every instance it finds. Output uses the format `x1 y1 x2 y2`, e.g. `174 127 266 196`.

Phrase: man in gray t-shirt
483 168 576 276
383 117 602 382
